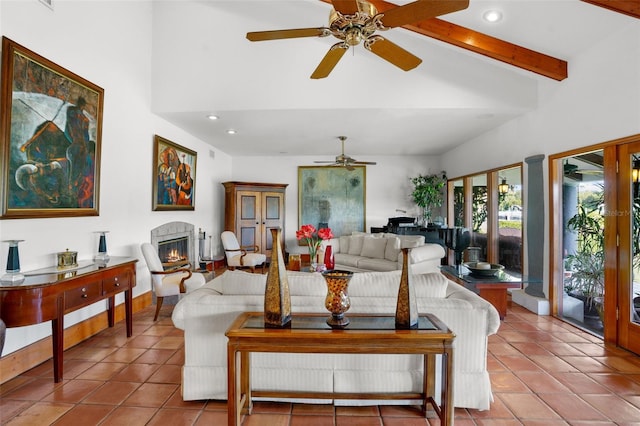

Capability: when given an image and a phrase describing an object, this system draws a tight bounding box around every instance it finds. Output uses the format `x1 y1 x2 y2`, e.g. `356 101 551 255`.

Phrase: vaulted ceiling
151 0 639 159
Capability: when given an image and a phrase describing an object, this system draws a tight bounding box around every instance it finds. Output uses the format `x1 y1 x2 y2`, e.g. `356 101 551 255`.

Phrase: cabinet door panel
240 226 258 251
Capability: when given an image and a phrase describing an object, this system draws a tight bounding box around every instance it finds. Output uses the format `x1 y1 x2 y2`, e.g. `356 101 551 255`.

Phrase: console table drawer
64 281 101 310
103 271 130 294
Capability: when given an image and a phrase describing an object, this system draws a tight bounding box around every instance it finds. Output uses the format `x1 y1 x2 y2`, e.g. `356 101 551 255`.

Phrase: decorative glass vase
264 228 291 327
322 270 353 328
323 244 335 270
395 248 418 329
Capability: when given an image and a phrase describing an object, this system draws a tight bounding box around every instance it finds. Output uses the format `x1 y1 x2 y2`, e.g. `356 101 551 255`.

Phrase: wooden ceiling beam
320 0 568 81
581 0 640 19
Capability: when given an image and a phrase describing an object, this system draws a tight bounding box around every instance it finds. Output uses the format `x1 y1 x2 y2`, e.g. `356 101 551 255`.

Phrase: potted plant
564 203 605 320
410 172 447 226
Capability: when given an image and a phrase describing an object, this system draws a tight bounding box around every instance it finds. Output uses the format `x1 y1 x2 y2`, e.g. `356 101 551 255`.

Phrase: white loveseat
328 232 445 274
172 269 501 410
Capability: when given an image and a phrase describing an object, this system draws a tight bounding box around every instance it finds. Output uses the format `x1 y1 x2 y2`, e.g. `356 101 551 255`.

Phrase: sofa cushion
398 235 425 248
356 257 398 272
219 270 326 297
347 235 364 255
384 236 401 262
348 271 448 298
360 236 387 259
334 253 361 267
339 236 350 254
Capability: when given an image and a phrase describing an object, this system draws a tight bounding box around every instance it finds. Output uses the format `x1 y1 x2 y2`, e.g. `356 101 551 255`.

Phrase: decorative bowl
463 262 504 277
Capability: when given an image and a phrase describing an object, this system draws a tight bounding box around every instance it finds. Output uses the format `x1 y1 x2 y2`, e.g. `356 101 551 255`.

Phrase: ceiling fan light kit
246 0 469 79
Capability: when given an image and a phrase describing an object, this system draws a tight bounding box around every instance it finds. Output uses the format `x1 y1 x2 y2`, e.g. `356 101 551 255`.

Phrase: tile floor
2 302 640 425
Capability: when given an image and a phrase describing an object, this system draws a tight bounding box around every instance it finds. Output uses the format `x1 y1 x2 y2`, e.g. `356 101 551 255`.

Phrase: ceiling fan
246 0 470 79
314 136 376 170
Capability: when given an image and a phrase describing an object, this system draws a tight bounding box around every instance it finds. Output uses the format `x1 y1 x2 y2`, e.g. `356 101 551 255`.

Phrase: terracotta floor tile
580 394 640 423
100 406 158 426
41 379 103 403
4 401 73 426
494 354 543 372
146 407 202 425
3 302 640 426
163 388 207 409
550 372 611 394
51 403 114 425
587 372 640 394
122 382 178 407
0 399 33 423
489 371 530 393
147 364 182 384
2 377 63 401
560 356 613 373
527 355 580 372
498 393 561 420
133 348 176 364
538 393 608 421
512 371 572 394
101 347 147 363
193 410 229 425
111 362 160 382
290 414 338 426
82 380 141 405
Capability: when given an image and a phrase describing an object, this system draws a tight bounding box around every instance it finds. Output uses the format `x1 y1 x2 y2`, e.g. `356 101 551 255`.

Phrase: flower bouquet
296 224 333 271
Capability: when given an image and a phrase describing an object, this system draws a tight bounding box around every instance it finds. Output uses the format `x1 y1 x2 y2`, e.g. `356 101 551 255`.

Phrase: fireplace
151 222 195 270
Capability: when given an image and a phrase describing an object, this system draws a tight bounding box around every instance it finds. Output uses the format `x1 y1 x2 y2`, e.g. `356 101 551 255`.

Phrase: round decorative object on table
322 269 353 328
464 262 505 277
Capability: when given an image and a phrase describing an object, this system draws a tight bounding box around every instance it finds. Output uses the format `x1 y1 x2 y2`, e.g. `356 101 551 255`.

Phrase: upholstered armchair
140 243 206 321
220 231 266 273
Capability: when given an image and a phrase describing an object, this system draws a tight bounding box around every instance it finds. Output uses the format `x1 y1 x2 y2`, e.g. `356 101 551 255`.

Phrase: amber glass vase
322 270 353 328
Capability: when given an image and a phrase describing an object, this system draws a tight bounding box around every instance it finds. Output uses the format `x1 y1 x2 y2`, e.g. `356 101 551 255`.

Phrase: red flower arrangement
296 224 333 265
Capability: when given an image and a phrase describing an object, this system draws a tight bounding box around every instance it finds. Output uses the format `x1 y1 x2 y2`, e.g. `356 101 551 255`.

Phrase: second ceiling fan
246 0 469 79
314 136 376 170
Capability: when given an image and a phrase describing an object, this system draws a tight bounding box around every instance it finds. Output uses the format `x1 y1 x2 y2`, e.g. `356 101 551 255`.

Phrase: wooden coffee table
226 312 455 426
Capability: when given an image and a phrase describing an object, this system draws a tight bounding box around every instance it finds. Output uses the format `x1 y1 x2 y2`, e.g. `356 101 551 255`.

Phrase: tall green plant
410 172 447 224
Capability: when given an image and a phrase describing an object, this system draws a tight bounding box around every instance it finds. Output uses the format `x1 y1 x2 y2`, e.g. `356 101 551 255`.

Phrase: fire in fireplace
158 237 189 266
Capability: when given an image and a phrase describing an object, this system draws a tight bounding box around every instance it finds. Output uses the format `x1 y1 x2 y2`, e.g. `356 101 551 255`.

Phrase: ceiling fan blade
331 0 360 15
365 36 422 71
247 27 330 42
314 161 337 163
379 0 469 28
310 43 349 79
352 161 377 165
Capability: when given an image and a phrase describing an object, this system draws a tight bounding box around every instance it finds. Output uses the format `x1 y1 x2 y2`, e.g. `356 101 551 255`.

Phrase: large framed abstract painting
0 37 104 219
298 166 366 238
152 135 197 211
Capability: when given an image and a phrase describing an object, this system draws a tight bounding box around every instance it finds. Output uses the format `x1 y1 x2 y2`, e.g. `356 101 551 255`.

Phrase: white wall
441 19 640 296
230 155 442 249
0 1 232 355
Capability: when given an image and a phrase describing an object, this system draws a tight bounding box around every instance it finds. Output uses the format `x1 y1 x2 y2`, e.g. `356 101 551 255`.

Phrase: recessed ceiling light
226 129 236 135
207 114 219 120
482 10 502 23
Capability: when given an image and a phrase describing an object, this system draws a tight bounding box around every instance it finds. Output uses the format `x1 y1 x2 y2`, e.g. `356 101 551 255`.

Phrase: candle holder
93 231 110 265
1 240 25 284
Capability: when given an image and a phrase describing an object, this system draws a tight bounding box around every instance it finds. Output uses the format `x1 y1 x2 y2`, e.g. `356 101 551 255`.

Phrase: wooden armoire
222 182 287 258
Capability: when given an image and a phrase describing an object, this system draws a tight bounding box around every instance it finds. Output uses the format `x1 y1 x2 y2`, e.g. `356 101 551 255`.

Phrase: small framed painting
0 37 104 219
152 135 197 211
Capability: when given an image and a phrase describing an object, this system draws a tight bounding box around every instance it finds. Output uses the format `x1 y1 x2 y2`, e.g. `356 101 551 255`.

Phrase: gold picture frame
0 37 104 219
152 135 197 211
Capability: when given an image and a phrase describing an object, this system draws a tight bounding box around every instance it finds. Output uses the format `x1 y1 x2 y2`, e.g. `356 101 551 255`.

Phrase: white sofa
172 269 501 410
328 232 445 274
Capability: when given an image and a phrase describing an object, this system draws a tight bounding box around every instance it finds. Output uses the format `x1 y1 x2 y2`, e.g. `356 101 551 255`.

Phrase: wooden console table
226 312 455 426
0 257 137 382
